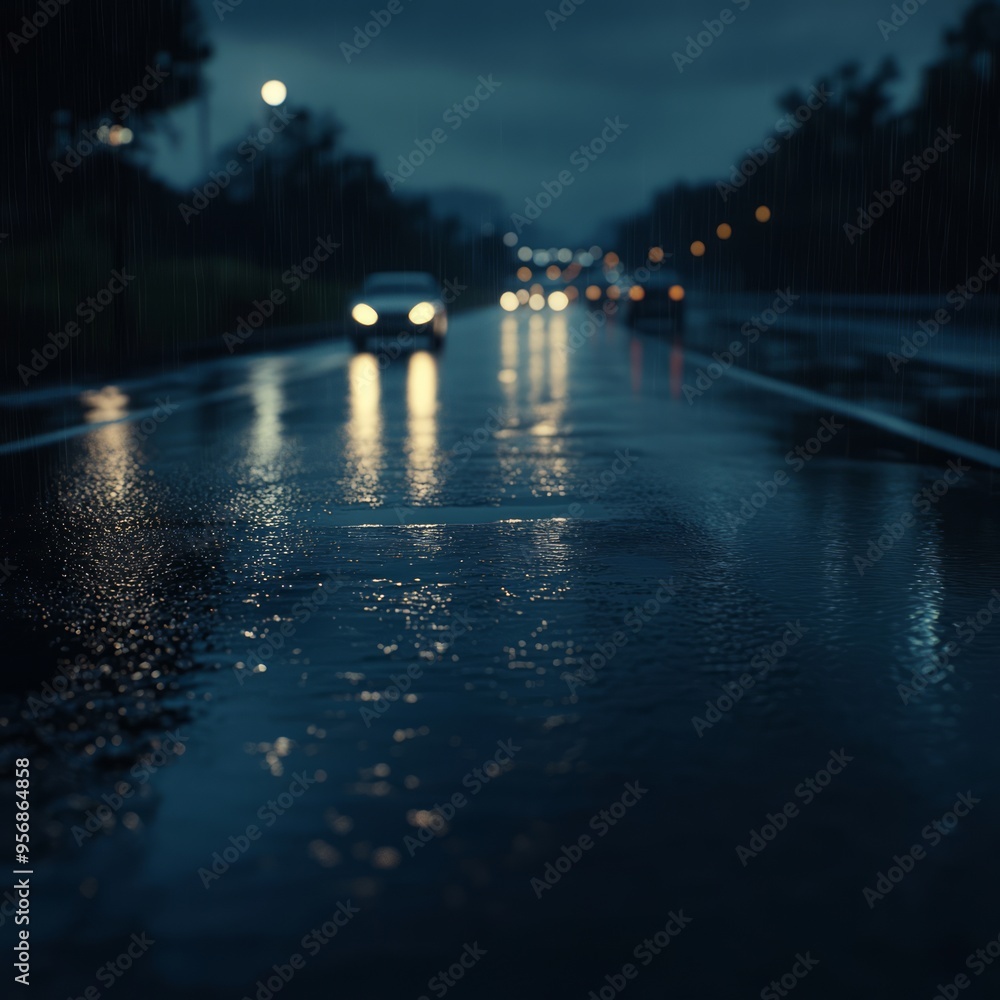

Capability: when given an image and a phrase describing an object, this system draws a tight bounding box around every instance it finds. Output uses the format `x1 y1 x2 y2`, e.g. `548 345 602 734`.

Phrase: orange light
628 285 645 301
530 283 543 295
604 252 620 268
716 223 732 240
585 284 602 301
648 246 664 263
755 205 772 223
566 285 579 300
515 288 530 304
546 264 561 280
668 285 685 302
690 241 706 257
606 285 621 300
517 266 532 282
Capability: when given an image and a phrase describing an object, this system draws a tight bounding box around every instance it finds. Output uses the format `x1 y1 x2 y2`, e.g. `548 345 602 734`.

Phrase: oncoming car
348 272 448 351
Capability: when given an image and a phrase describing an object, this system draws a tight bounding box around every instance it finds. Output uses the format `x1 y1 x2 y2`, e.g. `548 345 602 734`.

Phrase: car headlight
499 292 520 312
351 303 378 326
408 302 435 325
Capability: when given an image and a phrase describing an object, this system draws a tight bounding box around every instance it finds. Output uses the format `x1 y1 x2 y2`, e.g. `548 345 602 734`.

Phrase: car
348 271 448 352
623 269 686 334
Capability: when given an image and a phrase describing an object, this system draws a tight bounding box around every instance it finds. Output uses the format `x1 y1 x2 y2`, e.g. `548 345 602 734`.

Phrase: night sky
149 0 964 244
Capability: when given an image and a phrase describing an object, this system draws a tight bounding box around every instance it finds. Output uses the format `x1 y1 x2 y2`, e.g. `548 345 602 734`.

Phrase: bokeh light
261 80 288 106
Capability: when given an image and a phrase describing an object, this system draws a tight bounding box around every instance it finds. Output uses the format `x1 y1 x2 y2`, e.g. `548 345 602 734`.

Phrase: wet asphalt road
2 303 1000 999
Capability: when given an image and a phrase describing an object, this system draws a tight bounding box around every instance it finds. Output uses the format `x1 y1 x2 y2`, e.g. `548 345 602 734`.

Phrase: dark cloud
152 0 968 245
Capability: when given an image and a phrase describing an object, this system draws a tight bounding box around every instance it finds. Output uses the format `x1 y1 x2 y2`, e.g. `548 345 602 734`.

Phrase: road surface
2 303 1000 999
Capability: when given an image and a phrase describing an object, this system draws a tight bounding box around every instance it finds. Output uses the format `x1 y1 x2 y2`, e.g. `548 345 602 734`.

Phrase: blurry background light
260 80 287 106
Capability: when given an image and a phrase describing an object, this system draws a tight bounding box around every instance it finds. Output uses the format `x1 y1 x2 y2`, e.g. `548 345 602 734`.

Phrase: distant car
623 269 686 333
348 272 447 351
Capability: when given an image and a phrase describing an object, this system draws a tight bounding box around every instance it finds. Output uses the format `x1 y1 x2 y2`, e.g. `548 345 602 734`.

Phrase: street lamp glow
261 80 287 106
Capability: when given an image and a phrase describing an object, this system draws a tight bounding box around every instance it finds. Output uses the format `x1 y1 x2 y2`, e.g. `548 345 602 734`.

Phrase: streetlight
261 80 287 106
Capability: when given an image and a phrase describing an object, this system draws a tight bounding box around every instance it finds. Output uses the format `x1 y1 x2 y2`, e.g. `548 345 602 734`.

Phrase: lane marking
684 348 1000 470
